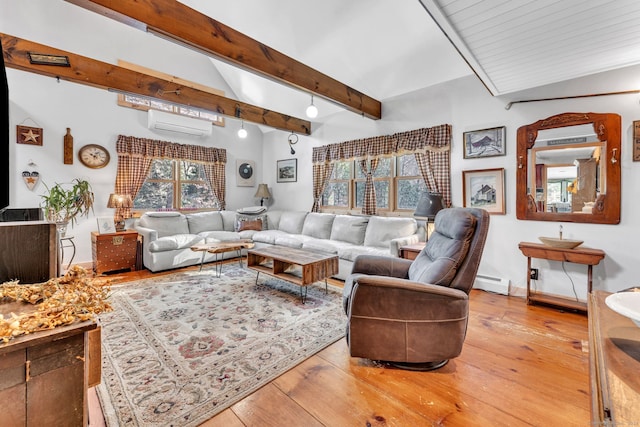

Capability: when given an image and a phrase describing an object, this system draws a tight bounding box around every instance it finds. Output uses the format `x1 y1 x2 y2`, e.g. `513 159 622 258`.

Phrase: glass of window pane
149 159 173 179
355 158 391 179
322 182 349 207
355 181 390 208
331 162 352 180
397 179 427 210
134 182 175 209
397 154 420 176
181 183 219 209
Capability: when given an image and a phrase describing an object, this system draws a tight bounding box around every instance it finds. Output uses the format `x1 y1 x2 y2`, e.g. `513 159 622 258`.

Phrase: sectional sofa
134 209 422 279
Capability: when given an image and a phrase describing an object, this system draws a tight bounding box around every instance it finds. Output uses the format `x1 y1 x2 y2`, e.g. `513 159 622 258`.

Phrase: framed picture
462 168 505 214
236 159 255 187
633 120 640 162
277 158 297 183
463 126 506 158
97 217 116 234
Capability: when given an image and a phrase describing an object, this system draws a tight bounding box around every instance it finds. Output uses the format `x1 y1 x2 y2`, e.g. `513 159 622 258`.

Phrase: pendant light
237 120 247 138
306 95 318 118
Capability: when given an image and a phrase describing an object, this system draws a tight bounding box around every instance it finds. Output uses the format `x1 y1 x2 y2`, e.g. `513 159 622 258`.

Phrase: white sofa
134 210 421 279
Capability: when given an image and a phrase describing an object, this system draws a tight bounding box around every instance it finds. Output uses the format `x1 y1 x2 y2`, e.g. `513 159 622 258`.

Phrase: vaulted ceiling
36 0 640 128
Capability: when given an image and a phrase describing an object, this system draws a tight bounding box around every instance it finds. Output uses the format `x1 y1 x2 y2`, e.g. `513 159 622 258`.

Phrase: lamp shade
414 191 444 219
107 193 133 209
254 184 271 199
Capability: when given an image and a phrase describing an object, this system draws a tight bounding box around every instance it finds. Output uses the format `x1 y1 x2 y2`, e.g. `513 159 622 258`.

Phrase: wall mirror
516 112 621 224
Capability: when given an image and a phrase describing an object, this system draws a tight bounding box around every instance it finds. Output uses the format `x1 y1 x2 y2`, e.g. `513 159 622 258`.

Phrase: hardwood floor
89 264 590 426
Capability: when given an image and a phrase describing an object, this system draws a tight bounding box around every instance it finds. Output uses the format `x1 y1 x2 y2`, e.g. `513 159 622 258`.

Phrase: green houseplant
40 178 95 235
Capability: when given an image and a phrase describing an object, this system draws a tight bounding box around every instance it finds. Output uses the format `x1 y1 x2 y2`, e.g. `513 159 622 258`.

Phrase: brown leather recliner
342 207 490 370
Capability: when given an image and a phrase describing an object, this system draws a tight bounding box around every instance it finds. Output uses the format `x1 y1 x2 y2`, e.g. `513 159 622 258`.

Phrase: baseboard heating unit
473 274 509 295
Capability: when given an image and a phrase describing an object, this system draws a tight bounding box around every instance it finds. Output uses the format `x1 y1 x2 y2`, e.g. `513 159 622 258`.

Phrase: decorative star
21 129 40 143
26 177 36 184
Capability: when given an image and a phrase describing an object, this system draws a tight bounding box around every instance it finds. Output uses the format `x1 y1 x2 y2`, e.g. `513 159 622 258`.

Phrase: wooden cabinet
399 243 426 260
0 313 97 427
0 221 57 283
589 291 640 424
91 230 140 275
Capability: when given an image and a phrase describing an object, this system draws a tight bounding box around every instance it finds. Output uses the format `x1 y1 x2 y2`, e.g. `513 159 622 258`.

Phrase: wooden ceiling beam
66 0 382 120
1 33 311 135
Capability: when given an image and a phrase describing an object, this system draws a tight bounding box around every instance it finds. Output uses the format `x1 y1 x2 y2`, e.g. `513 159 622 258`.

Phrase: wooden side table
91 230 140 275
518 241 605 312
399 243 426 260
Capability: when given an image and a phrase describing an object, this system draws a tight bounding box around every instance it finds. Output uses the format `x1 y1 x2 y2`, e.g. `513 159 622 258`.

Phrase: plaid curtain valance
311 125 451 164
116 135 226 164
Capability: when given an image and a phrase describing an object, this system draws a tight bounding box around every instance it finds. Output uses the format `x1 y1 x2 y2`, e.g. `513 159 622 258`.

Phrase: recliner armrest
352 275 468 301
350 255 412 278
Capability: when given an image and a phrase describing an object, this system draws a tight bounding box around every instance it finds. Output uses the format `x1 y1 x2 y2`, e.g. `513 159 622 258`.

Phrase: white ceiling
175 0 640 124
420 0 640 96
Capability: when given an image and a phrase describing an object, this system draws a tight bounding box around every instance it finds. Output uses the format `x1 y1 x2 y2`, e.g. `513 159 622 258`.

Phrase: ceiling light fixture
306 95 318 118
237 120 248 139
235 106 247 138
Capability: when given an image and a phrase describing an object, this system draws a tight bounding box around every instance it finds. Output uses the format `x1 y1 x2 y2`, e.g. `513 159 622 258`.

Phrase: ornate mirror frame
516 112 621 224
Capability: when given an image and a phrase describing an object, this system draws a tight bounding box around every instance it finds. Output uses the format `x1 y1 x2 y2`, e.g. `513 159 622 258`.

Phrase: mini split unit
147 109 212 137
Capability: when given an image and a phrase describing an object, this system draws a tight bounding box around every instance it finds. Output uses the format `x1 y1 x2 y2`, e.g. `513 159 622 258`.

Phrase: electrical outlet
530 268 539 280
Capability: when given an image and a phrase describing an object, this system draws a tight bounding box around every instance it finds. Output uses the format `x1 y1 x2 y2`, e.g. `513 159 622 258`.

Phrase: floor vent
473 274 509 295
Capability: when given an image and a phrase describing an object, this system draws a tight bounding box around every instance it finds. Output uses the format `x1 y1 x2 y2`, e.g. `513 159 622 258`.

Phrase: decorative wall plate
22 170 40 190
236 159 255 187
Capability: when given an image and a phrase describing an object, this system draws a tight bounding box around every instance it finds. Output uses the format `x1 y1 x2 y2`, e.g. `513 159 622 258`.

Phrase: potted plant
40 178 95 236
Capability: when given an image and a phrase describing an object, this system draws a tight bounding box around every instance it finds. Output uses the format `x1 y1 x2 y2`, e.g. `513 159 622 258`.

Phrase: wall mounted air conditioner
147 109 212 137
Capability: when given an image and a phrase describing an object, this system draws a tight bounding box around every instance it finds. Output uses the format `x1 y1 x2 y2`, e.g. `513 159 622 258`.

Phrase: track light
238 120 247 138
306 95 318 118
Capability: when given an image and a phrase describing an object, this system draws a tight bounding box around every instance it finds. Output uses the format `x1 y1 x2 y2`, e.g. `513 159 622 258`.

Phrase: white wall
4 0 263 267
263 75 640 299
5 1 640 301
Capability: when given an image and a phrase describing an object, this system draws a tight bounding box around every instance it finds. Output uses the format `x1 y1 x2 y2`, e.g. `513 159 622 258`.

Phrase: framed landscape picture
277 158 297 183
462 168 505 214
463 126 506 158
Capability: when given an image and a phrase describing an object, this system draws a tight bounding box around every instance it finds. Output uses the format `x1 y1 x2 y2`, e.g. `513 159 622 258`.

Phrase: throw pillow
237 218 263 231
235 213 268 231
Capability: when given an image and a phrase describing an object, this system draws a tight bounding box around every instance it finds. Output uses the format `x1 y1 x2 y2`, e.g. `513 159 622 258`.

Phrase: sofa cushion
274 236 304 248
198 230 242 242
265 210 283 230
278 211 308 234
337 245 390 262
330 215 369 245
148 234 203 252
139 212 189 237
252 230 289 245
302 213 335 239
186 211 223 234
363 216 417 248
219 210 237 232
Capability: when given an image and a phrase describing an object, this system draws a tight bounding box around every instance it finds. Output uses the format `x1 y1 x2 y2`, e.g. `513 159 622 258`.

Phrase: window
321 154 426 212
134 159 220 210
321 161 352 208
118 93 224 126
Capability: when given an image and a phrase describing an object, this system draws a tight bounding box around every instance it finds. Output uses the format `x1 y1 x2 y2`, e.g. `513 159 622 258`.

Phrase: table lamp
254 184 271 206
107 193 133 231
414 191 444 240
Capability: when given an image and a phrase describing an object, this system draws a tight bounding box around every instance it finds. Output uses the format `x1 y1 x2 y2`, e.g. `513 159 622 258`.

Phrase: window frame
134 158 220 212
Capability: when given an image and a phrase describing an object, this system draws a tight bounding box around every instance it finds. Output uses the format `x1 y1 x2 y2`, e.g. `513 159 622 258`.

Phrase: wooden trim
66 0 382 119
1 33 311 135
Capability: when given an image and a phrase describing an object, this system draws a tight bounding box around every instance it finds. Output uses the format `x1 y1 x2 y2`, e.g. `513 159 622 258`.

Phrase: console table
588 290 640 424
518 242 605 312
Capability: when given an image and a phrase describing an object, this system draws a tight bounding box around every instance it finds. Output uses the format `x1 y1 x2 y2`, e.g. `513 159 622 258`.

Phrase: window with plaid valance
311 125 451 214
114 135 227 218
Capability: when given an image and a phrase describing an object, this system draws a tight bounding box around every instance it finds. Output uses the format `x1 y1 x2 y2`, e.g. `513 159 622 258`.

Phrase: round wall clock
78 144 110 169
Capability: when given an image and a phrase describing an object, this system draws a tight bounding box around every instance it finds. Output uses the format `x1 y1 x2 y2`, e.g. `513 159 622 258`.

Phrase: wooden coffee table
190 240 255 276
247 246 339 303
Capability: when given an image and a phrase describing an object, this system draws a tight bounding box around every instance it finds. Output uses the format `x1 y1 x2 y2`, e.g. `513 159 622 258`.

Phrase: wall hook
611 148 618 164
518 156 523 169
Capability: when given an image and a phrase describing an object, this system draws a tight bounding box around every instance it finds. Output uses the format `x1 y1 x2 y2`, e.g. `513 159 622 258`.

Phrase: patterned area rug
96 265 345 426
